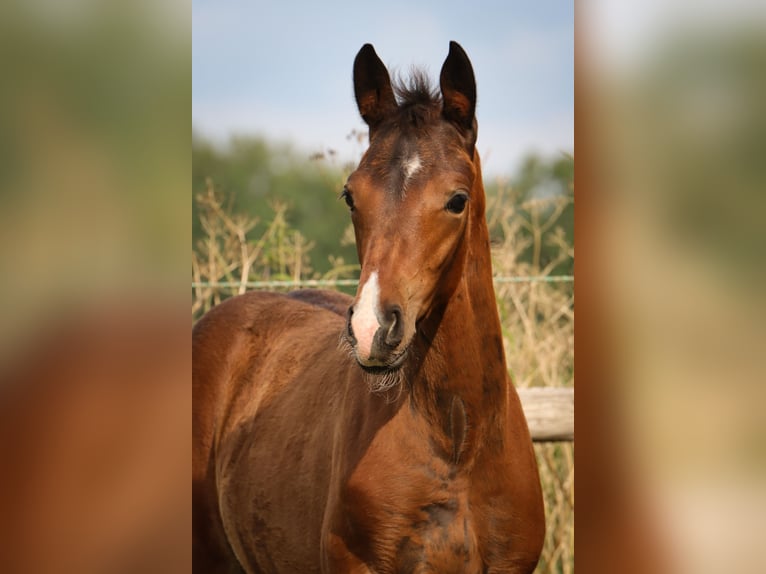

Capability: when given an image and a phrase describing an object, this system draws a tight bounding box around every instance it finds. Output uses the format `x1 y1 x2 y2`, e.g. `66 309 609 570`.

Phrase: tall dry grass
191 178 574 573
487 182 574 573
191 178 356 319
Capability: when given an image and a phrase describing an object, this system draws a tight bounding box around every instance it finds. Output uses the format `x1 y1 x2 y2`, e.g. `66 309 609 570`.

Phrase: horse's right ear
353 44 397 136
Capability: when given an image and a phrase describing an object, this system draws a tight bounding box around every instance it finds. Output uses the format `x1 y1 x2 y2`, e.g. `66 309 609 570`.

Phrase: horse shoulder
196 291 354 573
194 292 350 572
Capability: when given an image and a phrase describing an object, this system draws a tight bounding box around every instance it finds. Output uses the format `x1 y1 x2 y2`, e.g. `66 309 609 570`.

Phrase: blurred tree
192 133 355 275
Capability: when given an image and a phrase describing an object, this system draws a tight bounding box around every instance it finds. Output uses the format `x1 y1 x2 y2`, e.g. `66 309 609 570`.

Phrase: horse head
344 42 485 375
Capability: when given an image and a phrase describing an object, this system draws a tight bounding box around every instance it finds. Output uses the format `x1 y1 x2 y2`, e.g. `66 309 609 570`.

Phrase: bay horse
193 42 545 573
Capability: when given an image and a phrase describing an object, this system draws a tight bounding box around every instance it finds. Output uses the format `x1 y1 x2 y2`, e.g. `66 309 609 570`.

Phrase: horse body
193 42 544 573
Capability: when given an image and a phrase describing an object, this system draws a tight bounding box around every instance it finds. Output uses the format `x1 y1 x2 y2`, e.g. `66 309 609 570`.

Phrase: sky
192 1 573 176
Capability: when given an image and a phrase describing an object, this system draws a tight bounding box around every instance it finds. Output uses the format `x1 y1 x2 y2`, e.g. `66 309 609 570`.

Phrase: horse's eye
340 188 355 211
445 193 468 214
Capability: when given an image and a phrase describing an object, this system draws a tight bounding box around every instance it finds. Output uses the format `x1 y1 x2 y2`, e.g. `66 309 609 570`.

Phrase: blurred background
0 1 190 572
581 1 766 573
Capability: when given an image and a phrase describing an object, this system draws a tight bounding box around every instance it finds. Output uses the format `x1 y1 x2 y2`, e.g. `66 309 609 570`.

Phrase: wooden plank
518 387 574 442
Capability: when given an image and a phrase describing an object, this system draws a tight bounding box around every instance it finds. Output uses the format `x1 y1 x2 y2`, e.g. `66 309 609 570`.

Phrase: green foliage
192 133 356 275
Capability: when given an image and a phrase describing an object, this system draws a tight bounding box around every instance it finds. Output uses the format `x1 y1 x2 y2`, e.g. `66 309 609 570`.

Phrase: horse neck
409 165 509 434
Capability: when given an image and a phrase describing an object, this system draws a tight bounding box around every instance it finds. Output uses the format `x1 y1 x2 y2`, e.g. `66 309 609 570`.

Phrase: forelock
391 68 442 127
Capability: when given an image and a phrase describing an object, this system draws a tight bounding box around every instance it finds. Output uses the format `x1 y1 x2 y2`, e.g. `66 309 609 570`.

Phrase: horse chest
392 500 484 574
330 416 486 573
333 482 484 574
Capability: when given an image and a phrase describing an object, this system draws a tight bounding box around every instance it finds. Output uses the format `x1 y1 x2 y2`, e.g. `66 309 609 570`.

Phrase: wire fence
191 275 573 290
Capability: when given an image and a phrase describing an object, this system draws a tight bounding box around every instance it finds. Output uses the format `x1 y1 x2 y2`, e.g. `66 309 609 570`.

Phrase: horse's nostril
346 307 357 342
384 305 403 346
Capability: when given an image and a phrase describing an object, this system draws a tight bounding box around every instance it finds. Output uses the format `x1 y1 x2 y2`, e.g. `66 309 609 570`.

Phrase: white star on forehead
402 154 422 188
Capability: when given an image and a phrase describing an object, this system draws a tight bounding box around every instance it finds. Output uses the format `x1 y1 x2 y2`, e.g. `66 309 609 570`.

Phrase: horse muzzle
346 302 407 370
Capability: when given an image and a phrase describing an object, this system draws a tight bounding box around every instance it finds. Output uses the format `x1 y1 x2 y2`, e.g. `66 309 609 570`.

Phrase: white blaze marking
351 271 381 361
402 154 421 182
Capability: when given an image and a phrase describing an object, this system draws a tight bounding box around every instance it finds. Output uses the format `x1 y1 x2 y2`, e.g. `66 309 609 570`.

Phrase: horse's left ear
440 41 477 151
